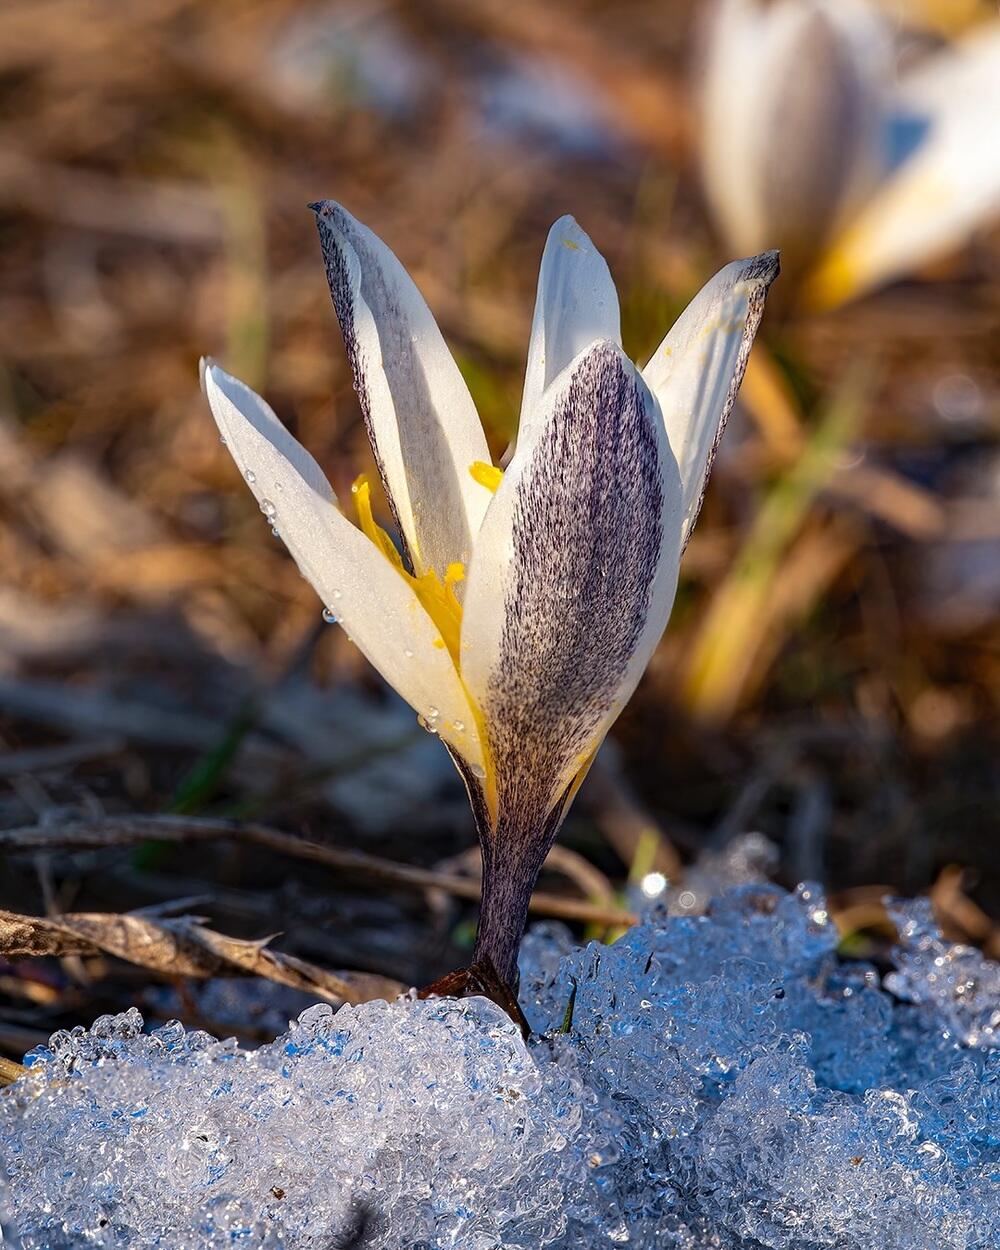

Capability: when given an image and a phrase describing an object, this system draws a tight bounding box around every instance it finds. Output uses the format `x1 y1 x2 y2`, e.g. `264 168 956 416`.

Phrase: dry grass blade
0 736 125 779
432 844 618 911
0 907 403 1006
0 1056 25 1088
0 148 223 243
931 866 1000 960
1 817 636 927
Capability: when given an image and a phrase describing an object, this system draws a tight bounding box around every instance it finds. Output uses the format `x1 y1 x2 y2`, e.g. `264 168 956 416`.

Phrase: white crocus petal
642 250 780 549
753 0 886 257
808 24 1000 307
311 200 492 582
202 361 484 772
701 0 888 268
700 0 770 257
518 215 621 442
461 340 683 830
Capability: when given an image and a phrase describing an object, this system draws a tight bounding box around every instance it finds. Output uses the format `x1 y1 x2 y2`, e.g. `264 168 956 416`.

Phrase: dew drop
471 763 486 780
270 525 280 538
260 499 276 518
403 648 414 659
219 435 227 446
331 589 343 600
322 608 338 624
427 707 439 720
417 714 438 735
453 720 465 733
244 469 256 484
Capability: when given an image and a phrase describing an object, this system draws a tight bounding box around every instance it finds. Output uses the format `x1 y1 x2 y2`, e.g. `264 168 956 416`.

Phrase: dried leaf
0 908 402 1005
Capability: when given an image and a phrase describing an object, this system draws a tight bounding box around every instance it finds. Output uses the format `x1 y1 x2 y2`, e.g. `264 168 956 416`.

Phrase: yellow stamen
352 474 404 571
352 473 498 822
353 472 464 665
469 461 503 494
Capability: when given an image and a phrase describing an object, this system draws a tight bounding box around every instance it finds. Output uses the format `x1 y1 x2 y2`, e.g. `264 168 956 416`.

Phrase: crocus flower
699 0 1000 307
202 204 777 985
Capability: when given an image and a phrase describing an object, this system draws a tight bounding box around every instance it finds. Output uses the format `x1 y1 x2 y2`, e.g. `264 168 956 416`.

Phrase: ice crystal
2 843 998 1249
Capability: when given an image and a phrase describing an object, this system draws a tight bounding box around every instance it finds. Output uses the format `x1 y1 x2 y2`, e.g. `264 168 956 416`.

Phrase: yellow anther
412 566 464 664
562 236 581 251
350 471 497 819
469 461 503 494
352 474 403 571
353 472 465 665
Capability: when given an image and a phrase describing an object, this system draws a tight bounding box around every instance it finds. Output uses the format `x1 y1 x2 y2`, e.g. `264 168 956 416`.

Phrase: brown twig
0 816 637 928
432 843 619 913
0 906 403 1005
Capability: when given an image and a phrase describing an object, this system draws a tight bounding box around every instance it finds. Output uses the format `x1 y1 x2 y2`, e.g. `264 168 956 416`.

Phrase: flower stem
473 821 554 988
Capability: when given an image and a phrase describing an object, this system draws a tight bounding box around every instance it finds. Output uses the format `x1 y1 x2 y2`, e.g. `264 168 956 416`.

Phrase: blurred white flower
202 204 777 982
699 0 1000 306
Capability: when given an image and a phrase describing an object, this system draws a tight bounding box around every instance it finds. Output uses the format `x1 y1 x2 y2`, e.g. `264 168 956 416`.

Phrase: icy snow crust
2 883 999 1250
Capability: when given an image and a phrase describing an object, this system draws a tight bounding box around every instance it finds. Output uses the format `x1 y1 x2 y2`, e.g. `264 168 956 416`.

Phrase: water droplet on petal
244 469 256 484
270 525 280 538
471 763 486 780
453 720 465 733
322 608 338 624
417 714 438 735
404 648 414 659
427 707 439 720
331 589 342 600
260 499 276 518
219 435 227 446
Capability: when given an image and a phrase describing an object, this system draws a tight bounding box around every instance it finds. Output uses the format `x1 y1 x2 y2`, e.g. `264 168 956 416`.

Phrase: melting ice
1 859 998 1248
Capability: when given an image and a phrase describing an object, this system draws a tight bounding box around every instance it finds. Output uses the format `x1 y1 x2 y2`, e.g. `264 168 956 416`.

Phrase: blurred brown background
0 0 997 1046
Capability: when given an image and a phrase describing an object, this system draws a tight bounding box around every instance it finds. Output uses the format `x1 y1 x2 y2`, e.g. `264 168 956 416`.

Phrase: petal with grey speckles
518 215 621 444
462 340 684 832
700 0 888 271
642 250 779 550
203 361 485 772
311 200 492 581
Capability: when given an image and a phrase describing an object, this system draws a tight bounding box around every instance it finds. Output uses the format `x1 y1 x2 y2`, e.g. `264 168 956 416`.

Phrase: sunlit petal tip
746 248 781 285
519 215 622 441
202 362 336 508
308 199 350 223
642 250 779 547
308 200 358 255
548 213 586 243
311 199 492 580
